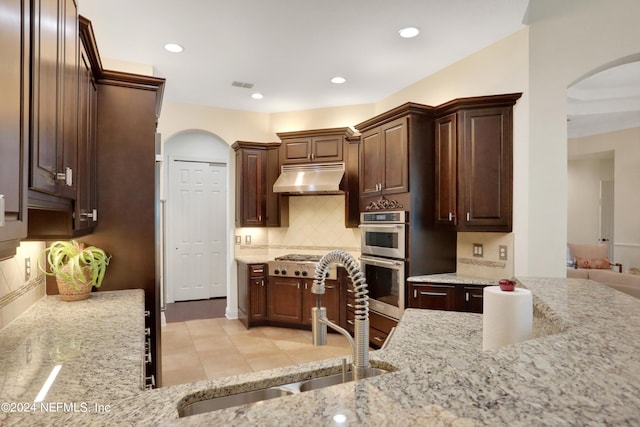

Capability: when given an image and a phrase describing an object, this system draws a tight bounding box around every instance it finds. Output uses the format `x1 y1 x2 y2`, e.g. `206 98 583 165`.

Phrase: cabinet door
381 117 409 194
75 42 97 231
459 107 513 231
265 146 284 227
267 277 302 323
457 285 485 313
0 0 29 258
280 137 311 164
359 128 382 196
302 279 340 325
31 0 60 194
236 148 265 226
435 113 457 226
408 283 456 310
249 277 267 321
58 0 78 199
311 135 343 162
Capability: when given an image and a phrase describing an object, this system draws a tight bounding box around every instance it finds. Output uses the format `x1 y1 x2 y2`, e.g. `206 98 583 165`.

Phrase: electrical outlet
234 235 241 245
499 245 508 260
245 235 251 245
473 243 483 257
25 257 31 281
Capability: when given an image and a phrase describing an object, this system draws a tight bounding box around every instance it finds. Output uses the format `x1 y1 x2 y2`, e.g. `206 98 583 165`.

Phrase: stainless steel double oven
359 211 407 320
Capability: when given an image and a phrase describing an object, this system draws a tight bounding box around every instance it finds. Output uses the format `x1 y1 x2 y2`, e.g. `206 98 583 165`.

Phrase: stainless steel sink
178 387 294 417
178 367 389 417
297 367 387 392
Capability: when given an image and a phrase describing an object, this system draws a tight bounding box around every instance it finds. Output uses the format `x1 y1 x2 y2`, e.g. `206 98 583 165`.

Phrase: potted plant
39 240 111 301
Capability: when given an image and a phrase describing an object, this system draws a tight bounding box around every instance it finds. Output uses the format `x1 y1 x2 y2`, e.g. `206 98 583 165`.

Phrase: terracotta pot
56 265 94 301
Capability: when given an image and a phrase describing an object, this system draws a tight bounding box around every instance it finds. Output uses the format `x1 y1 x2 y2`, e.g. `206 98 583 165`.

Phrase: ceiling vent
231 81 254 89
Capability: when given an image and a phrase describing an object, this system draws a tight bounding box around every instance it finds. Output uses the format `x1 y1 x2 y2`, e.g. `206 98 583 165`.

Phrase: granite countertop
0 290 145 426
407 272 498 286
5 278 640 426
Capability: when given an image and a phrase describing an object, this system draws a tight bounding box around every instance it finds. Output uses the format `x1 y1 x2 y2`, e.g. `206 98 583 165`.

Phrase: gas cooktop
268 254 337 280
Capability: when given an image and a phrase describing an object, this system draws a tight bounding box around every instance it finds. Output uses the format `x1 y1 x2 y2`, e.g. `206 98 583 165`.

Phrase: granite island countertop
5 278 640 426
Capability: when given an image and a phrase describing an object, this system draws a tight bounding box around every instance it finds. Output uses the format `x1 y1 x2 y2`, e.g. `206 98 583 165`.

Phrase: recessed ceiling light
251 93 263 100
398 27 420 38
331 76 346 84
164 43 184 53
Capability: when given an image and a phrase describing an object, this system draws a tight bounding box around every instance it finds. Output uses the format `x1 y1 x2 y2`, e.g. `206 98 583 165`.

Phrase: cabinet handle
347 320 354 325
448 212 454 221
261 280 264 287
373 336 384 342
413 289 417 299
326 285 335 290
56 167 73 186
465 292 469 302
254 269 264 274
297 282 300 289
421 291 448 297
0 195 4 227
466 212 470 221
346 303 354 308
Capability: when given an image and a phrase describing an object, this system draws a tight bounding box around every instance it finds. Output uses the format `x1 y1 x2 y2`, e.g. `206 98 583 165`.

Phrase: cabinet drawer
369 326 388 348
369 311 397 335
249 264 266 277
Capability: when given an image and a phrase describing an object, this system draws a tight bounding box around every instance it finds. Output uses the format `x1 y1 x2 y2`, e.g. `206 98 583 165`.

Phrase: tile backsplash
456 232 514 280
235 195 360 257
0 241 46 331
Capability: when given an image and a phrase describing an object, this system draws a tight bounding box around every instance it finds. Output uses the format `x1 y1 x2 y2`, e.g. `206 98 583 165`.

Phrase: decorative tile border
0 275 45 310
457 257 507 269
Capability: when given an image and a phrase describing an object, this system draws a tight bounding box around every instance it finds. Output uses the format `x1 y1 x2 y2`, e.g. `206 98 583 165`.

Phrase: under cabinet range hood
273 162 345 194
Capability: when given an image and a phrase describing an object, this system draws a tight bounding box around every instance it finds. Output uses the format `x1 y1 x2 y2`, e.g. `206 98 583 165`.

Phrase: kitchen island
3 278 640 426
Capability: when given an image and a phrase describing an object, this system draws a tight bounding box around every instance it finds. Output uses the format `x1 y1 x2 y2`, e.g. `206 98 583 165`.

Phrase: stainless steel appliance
359 211 407 320
359 211 407 259
268 254 338 280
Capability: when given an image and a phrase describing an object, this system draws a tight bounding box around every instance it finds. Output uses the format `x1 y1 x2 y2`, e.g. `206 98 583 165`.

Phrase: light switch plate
25 257 31 281
234 235 241 245
499 245 508 260
245 235 251 245
473 243 483 257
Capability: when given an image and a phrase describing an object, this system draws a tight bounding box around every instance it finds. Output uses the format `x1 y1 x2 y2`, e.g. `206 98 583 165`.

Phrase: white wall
527 0 640 276
567 155 614 245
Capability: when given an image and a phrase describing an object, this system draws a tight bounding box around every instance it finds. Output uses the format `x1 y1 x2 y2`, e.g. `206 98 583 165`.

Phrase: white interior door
168 159 227 302
599 180 615 260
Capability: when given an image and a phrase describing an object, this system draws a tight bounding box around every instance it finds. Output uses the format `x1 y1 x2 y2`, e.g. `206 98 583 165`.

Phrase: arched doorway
162 130 231 309
567 58 640 271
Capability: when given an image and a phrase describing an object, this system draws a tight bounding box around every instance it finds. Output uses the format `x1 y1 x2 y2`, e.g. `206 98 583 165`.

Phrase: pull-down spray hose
312 250 370 379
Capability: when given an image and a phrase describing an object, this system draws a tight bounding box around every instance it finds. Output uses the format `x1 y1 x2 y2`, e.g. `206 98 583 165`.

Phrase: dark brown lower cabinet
266 277 303 323
302 279 340 325
369 311 397 349
237 262 267 327
408 282 489 313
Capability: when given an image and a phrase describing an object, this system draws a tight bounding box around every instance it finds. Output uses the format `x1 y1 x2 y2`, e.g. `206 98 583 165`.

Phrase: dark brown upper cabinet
434 93 521 232
277 128 353 165
30 0 78 200
354 103 437 214
359 116 409 198
233 141 287 228
0 0 30 260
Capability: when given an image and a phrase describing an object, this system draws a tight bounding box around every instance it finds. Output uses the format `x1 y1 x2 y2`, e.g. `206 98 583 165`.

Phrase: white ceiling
567 61 640 138
77 0 639 138
78 0 529 113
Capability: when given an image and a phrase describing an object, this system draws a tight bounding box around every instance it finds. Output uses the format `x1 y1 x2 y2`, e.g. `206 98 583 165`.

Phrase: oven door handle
358 224 404 230
359 256 404 267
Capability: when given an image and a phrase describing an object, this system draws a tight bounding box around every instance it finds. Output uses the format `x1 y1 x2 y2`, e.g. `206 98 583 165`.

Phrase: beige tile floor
161 318 352 387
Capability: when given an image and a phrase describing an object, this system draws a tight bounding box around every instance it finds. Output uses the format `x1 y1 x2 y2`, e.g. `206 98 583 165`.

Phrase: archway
161 130 233 313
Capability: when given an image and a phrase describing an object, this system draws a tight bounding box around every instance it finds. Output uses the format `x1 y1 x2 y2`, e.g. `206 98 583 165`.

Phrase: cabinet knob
448 212 454 221
466 212 470 221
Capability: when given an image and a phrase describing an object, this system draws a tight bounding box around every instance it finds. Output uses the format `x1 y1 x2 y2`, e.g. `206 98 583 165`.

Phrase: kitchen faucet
311 250 370 380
